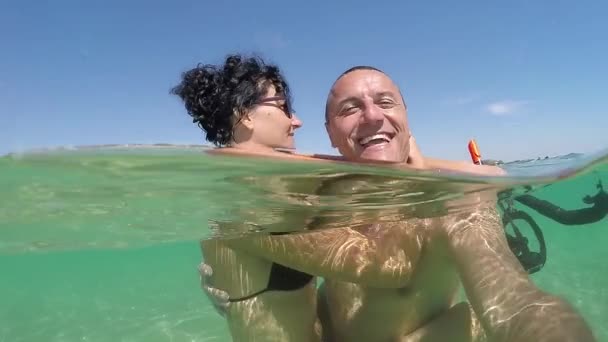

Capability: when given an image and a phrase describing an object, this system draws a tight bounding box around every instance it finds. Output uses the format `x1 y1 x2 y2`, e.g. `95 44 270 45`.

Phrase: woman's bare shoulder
204 148 348 164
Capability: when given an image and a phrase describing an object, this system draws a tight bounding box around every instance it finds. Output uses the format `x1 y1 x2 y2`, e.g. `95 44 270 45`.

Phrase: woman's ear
238 111 255 130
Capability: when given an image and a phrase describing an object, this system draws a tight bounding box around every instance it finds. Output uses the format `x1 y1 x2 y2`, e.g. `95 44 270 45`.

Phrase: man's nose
361 104 384 123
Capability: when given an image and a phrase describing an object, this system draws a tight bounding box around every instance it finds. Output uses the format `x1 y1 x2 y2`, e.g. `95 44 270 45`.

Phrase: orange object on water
468 139 482 165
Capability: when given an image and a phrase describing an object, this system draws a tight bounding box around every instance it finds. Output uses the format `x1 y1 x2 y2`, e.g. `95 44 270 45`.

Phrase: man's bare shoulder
423 157 506 176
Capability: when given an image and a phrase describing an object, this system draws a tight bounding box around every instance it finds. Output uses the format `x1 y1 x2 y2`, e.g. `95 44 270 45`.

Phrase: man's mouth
358 133 392 148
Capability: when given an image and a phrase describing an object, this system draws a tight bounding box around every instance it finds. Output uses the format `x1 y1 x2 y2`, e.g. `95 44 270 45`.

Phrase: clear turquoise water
1 146 607 341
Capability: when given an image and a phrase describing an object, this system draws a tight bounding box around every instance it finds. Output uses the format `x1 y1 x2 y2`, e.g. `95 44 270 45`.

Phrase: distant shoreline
3 143 584 165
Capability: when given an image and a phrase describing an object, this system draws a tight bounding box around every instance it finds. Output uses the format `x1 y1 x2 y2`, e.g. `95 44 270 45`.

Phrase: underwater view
0 147 607 341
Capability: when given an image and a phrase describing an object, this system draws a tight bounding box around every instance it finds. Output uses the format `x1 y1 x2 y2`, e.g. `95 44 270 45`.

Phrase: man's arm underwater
443 205 596 342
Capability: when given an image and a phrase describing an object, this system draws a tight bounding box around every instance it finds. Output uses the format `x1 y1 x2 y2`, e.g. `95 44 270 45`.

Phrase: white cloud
485 100 528 116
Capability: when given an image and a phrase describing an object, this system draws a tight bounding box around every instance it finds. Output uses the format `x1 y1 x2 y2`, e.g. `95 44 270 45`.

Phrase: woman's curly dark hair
171 54 293 146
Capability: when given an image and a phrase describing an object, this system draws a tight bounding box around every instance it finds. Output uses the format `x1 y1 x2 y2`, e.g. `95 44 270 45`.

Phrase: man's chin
354 151 402 164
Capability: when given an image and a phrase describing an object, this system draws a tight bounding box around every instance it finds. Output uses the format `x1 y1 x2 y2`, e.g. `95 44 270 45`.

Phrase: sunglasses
256 96 293 118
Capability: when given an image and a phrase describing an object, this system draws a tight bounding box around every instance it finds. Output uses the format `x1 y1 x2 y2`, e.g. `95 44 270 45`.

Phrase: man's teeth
359 134 390 145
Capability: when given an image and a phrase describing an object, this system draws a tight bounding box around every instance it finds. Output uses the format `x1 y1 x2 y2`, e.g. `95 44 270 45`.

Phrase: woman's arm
225 220 425 288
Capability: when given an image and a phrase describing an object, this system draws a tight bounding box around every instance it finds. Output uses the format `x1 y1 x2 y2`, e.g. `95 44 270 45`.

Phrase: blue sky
1 0 606 161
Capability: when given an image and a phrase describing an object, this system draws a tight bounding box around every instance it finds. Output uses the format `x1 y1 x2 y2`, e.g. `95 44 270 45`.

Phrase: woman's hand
407 133 426 169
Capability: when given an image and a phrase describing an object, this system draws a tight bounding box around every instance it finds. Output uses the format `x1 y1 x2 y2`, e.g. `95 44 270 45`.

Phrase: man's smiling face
325 68 411 163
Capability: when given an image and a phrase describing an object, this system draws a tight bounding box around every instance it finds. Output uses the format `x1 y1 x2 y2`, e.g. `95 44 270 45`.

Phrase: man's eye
342 106 358 114
379 101 395 108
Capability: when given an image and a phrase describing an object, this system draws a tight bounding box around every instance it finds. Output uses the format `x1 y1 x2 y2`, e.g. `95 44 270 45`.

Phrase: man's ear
325 122 337 148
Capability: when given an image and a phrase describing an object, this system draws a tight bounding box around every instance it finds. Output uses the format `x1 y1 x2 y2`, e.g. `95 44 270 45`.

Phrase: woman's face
246 86 303 149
